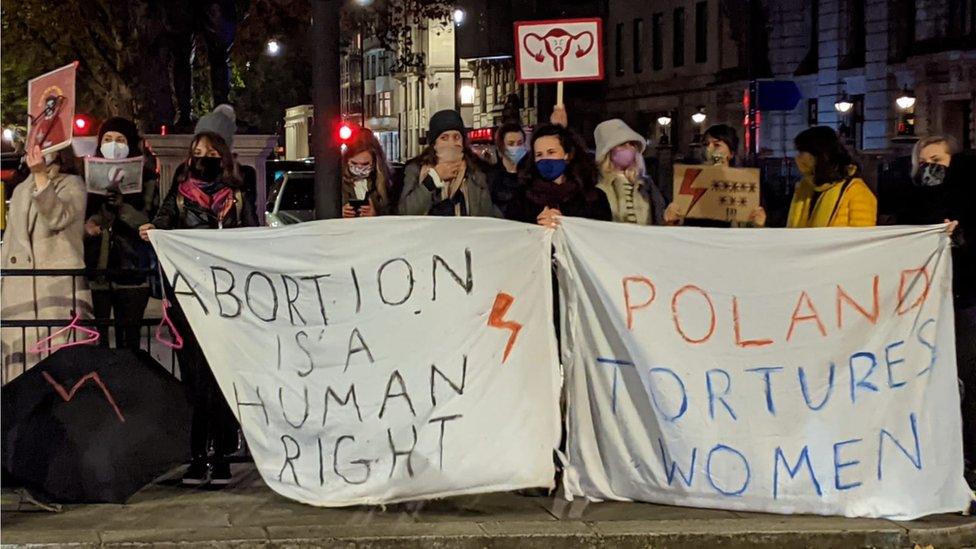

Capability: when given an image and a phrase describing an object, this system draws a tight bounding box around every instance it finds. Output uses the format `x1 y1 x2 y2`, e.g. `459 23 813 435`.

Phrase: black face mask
914 162 947 187
189 156 223 182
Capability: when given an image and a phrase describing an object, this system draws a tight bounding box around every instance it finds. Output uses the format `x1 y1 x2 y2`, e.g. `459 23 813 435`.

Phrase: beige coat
1 166 92 383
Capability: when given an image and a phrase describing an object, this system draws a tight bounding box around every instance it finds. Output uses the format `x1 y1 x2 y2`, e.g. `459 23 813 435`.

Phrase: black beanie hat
96 117 141 157
428 109 466 144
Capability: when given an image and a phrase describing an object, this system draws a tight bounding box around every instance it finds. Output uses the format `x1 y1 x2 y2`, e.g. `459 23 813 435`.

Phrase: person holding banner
84 117 159 350
1 145 91 382
488 123 529 217
505 124 610 227
398 110 497 217
786 126 876 228
139 131 257 487
340 129 391 218
593 119 665 226
896 135 975 488
663 124 767 227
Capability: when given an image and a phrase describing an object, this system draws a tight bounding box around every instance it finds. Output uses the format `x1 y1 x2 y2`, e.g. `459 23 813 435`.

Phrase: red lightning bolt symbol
43 371 126 423
488 292 522 364
678 168 707 214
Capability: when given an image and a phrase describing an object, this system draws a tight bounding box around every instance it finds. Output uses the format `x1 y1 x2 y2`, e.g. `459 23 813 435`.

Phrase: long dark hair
342 128 391 205
519 124 597 190
179 131 241 187
794 126 855 184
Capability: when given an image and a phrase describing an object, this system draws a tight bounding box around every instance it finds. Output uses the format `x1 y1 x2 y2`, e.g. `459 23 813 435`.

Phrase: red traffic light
338 123 354 141
73 114 96 136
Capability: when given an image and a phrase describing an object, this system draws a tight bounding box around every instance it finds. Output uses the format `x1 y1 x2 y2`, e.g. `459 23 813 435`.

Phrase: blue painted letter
832 438 864 491
798 362 835 411
705 444 751 496
645 367 688 422
877 412 922 481
884 340 907 389
744 366 783 415
773 446 823 499
705 369 737 421
848 352 878 404
657 438 696 487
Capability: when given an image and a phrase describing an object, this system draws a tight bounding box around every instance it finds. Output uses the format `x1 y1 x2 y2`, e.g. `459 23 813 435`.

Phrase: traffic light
337 121 357 147
73 114 96 136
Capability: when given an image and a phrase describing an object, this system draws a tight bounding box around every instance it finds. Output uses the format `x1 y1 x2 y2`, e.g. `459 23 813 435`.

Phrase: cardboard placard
26 62 78 155
515 18 604 84
84 157 145 195
672 164 760 223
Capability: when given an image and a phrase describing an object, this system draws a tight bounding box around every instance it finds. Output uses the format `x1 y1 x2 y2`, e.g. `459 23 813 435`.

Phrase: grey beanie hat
195 104 237 149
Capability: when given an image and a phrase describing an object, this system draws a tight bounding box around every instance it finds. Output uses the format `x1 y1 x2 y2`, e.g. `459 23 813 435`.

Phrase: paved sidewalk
2 463 974 548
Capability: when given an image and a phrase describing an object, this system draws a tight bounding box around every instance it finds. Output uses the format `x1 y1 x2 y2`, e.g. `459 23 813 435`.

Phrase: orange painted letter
836 275 880 329
623 276 656 330
671 285 716 344
732 296 774 347
896 266 931 315
786 291 827 342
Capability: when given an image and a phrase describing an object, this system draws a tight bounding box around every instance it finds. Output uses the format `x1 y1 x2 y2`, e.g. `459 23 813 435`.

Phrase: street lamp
896 86 916 111
896 86 916 138
460 80 475 107
453 8 466 113
834 93 853 114
657 114 672 147
691 106 706 145
2 128 13 142
266 39 281 56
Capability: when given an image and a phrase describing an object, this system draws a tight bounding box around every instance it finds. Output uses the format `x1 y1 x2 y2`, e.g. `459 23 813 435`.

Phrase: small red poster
26 62 78 155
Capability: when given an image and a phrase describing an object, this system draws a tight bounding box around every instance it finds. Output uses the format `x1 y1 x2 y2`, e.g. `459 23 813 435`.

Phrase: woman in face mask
488 123 528 216
593 119 665 225
340 129 391 218
84 117 159 351
786 126 876 228
505 124 611 227
906 137 974 485
1 144 91 382
137 131 256 488
663 124 766 227
398 110 498 217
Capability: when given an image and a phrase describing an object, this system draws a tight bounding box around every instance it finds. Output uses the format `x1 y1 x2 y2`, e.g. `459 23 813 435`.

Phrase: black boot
182 456 210 486
210 459 232 487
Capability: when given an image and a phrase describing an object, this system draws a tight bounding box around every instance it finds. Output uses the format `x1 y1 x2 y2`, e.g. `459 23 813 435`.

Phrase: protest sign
150 218 561 507
515 18 603 106
555 218 971 520
672 164 760 223
84 157 144 195
26 62 77 155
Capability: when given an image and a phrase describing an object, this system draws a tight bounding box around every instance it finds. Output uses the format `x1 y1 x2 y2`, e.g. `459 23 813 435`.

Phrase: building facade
605 0 976 164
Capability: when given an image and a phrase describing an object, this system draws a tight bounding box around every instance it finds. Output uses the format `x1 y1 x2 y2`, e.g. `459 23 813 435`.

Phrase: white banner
151 218 561 507
555 217 971 520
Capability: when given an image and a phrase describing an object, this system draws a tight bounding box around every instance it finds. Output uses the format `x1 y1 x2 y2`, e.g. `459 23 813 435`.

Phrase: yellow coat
787 173 877 228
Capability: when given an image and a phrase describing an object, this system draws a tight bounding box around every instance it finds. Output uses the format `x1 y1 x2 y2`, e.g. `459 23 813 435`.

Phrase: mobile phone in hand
348 199 368 216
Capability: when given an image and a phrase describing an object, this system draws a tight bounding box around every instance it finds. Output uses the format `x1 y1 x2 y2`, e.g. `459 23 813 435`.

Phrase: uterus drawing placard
515 19 604 83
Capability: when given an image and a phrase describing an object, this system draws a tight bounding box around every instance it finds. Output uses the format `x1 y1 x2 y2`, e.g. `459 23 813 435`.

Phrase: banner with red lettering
150 218 561 507
555 218 971 519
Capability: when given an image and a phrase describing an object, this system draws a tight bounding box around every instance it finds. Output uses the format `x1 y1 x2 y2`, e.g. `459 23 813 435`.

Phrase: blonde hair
911 135 957 177
598 143 646 184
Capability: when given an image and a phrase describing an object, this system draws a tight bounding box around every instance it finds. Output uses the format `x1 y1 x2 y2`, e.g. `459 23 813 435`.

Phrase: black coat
505 177 612 224
153 174 258 230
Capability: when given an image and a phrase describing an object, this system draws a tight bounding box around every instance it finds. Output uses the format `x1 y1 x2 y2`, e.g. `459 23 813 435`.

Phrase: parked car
265 170 314 227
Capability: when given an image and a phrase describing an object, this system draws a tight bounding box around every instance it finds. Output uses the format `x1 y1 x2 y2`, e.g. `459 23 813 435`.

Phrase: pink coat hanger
28 311 100 354
155 298 184 350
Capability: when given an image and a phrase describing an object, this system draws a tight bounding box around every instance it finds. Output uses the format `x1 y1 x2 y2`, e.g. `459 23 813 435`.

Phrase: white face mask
100 141 130 160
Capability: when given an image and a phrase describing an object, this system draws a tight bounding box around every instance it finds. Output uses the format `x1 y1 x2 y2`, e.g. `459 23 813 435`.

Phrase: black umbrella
2 346 191 503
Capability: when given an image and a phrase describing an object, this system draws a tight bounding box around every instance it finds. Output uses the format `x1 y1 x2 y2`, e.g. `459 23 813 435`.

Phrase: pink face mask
611 147 637 170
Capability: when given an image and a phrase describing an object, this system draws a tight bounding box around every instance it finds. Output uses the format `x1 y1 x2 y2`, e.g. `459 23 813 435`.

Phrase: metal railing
1 268 180 385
